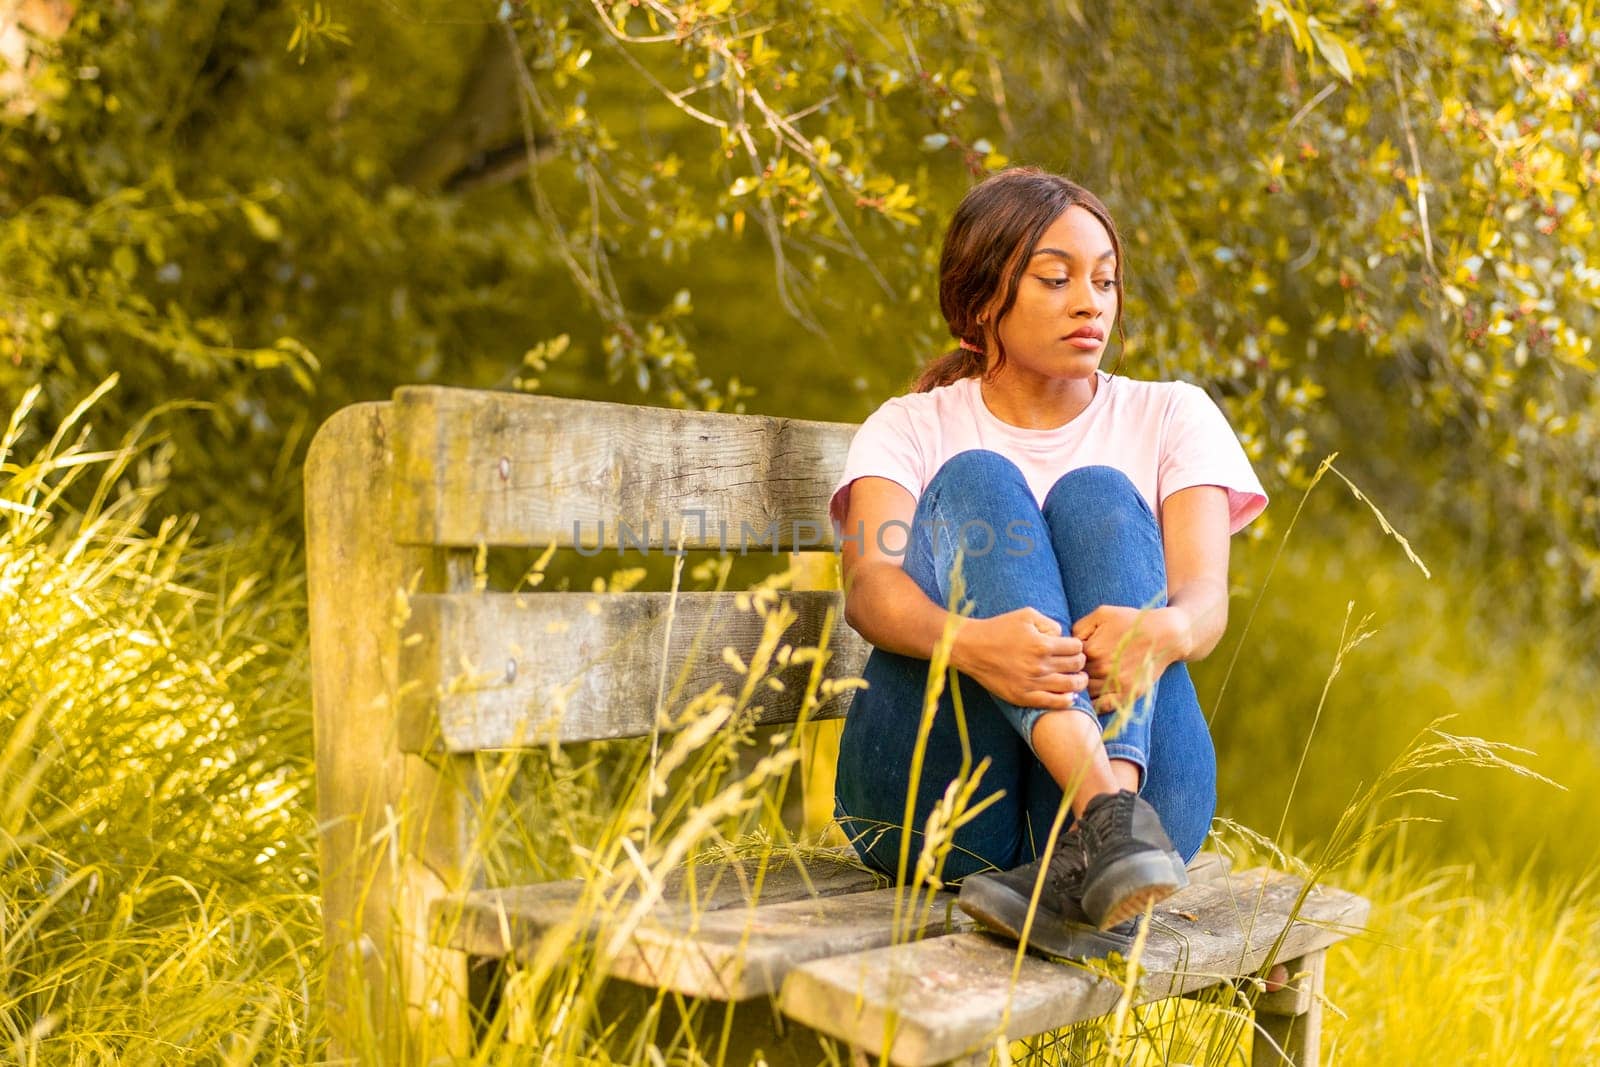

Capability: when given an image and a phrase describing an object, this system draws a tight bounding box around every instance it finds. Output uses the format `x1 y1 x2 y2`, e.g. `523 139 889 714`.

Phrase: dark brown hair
913 167 1128 392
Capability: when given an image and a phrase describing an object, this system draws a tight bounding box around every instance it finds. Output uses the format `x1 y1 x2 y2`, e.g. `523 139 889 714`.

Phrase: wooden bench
305 385 1370 1065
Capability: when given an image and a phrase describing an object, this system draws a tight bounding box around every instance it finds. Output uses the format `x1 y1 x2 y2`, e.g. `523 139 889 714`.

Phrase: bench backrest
306 386 869 1053
383 386 869 751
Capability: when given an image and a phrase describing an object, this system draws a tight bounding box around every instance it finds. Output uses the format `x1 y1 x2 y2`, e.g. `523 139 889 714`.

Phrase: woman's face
990 205 1119 381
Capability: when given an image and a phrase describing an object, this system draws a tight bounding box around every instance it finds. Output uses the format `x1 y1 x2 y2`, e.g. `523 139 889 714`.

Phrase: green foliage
1 0 1595 621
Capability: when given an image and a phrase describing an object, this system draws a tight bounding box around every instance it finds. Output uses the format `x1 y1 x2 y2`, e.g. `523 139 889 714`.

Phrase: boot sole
1080 852 1183 930
957 878 1136 960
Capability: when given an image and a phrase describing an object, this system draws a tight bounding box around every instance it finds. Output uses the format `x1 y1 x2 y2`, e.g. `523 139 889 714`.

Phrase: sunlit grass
1330 844 1600 1066
4 386 1595 1065
1199 491 1595 883
0 381 318 1064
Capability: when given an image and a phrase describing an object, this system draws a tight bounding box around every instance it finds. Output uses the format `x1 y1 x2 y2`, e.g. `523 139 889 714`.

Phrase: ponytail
911 338 1006 393
911 350 973 392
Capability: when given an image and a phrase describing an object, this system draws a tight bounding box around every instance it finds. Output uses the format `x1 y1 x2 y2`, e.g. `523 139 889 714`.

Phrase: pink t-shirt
828 371 1267 538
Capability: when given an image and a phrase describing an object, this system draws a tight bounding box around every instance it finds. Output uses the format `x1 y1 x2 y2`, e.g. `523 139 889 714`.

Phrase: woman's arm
838 476 961 660
1074 484 1232 710
1154 483 1233 661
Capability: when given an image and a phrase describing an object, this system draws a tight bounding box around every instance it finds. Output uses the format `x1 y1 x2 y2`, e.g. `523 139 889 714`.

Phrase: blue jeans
833 451 1216 885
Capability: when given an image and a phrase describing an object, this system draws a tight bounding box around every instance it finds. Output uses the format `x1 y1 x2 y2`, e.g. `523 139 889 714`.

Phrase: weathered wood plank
776 868 1370 1067
437 851 977 999
306 403 480 1061
445 849 883 956
398 589 871 751
390 386 857 549
1184 850 1230 885
449 885 972 1001
442 852 1230 1002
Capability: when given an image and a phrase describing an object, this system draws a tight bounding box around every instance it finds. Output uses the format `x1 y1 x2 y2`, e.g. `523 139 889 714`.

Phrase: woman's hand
951 607 1088 710
1073 605 1192 713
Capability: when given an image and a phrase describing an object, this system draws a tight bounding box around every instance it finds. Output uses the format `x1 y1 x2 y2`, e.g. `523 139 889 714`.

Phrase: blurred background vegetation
2 0 1597 1061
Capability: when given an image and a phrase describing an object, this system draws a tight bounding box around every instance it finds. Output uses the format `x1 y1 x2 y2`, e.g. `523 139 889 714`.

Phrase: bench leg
307 406 478 1062
1252 950 1325 1067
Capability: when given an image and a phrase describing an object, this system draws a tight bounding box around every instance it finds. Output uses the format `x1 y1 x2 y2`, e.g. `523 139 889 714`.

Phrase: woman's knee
925 449 1029 495
913 451 1040 565
1041 466 1160 549
1043 465 1147 515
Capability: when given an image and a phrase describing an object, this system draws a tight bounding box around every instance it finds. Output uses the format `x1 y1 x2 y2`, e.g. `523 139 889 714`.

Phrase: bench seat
438 849 944 999
779 866 1369 1066
436 850 1267 1010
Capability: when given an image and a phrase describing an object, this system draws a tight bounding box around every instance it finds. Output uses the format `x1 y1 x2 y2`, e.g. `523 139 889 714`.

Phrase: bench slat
391 386 855 549
440 852 1231 1005
451 884 973 1002
776 867 1370 1066
399 589 870 751
439 850 976 999
448 848 881 940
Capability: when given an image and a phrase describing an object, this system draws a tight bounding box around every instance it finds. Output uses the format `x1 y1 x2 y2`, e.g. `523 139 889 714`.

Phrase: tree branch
395 25 553 193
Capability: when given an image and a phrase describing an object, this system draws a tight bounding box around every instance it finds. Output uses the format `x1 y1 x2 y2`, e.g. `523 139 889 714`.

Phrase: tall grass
1199 474 1596 883
346 551 864 1064
1330 844 1600 1065
4 385 1594 1065
0 381 318 1064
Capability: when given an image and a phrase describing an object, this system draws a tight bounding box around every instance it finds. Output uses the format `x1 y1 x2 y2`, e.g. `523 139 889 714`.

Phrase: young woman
827 167 1267 959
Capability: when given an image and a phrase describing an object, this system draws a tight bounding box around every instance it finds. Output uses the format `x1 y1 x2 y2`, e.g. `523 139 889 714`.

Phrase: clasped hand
951 605 1187 713
1073 604 1187 713
949 607 1087 711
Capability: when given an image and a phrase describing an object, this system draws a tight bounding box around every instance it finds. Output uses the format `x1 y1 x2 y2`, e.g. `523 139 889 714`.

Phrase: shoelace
1041 827 1088 899
1080 790 1137 857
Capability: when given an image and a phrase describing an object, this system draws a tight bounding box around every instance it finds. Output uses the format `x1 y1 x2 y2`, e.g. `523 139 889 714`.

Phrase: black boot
1077 789 1187 929
956 825 1142 960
